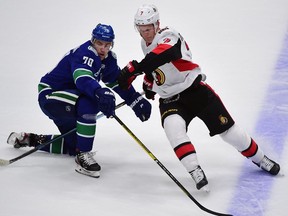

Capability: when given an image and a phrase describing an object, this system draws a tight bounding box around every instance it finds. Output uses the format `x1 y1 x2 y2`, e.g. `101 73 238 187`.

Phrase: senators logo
153 68 165 86
219 115 229 125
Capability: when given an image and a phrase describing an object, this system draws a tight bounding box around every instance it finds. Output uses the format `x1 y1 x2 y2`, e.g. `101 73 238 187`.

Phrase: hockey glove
127 92 152 122
95 88 116 118
143 74 156 100
118 60 142 90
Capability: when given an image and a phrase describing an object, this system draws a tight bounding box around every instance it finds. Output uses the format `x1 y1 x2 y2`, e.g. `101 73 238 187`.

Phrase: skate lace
35 134 47 144
260 156 273 171
79 152 97 166
191 167 204 183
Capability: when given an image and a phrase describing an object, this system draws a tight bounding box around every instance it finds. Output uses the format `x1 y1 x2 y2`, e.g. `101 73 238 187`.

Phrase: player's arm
138 38 182 74
118 34 182 89
102 59 152 122
73 55 115 117
73 66 101 99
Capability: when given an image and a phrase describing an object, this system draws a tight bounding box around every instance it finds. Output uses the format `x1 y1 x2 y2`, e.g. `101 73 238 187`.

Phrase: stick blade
0 159 10 166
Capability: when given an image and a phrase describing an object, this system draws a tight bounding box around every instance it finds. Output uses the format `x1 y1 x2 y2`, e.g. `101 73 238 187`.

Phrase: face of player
93 40 113 60
137 24 156 44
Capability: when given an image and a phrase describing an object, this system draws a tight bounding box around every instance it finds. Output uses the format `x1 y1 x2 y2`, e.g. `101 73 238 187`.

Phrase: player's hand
142 74 156 100
95 88 115 117
118 60 142 90
127 92 152 122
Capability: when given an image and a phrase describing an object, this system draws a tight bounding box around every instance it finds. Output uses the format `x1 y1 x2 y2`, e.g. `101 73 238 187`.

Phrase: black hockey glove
95 88 116 118
118 60 142 90
127 92 152 122
142 74 156 100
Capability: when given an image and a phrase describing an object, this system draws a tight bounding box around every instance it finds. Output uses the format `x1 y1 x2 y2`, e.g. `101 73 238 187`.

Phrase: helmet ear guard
134 4 160 32
91 23 115 43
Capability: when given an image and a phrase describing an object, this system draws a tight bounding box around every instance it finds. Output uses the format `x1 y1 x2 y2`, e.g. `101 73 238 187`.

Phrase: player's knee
219 124 250 151
163 114 189 147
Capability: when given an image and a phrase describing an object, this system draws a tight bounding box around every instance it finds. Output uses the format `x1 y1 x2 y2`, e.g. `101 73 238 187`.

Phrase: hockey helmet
134 4 159 29
92 23 115 42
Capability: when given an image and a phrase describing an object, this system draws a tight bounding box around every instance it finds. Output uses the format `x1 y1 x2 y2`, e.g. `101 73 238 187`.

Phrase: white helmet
134 4 159 30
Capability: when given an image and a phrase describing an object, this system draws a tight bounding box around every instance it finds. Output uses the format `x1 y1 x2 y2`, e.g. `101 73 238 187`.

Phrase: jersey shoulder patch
156 26 179 45
88 45 98 56
158 26 170 34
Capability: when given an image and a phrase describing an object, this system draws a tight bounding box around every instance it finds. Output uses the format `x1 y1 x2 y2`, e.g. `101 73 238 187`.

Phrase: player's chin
99 54 105 60
145 37 153 44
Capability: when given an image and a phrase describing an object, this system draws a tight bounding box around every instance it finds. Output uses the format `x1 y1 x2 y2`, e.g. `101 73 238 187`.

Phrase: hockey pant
38 89 100 156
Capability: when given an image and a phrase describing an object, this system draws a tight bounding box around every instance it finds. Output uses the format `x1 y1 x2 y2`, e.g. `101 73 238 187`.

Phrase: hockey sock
220 124 264 163
164 114 200 172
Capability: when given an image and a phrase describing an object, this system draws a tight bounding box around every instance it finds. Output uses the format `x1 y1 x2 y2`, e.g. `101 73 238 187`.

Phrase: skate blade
75 167 100 178
7 132 17 145
6 132 23 148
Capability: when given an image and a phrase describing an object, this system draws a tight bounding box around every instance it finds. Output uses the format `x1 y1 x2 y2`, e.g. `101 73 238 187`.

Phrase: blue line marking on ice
228 31 288 216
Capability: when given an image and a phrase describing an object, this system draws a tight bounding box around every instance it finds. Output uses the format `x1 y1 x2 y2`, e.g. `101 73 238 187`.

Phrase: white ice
0 0 287 216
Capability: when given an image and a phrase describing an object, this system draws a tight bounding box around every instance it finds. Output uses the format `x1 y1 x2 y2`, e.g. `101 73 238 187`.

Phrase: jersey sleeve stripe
73 68 95 83
172 59 199 72
152 43 172 55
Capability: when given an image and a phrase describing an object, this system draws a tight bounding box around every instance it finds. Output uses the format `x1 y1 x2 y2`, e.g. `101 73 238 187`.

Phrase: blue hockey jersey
39 40 135 101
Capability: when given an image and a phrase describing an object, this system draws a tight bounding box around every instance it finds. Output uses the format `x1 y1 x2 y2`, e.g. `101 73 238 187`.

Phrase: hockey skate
75 151 101 178
190 166 209 192
7 132 46 148
256 155 280 175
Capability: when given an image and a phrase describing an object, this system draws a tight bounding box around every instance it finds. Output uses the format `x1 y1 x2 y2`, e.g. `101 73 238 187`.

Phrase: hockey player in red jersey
118 4 280 191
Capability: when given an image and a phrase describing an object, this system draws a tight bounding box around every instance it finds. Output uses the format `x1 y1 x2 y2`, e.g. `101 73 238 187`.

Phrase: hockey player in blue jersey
7 23 152 178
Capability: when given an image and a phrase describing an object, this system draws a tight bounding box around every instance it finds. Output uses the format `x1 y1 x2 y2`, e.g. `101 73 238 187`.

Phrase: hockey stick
0 100 128 166
112 114 233 216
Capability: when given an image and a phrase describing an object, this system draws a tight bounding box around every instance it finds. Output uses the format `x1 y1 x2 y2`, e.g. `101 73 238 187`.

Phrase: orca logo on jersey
153 68 165 86
94 64 105 78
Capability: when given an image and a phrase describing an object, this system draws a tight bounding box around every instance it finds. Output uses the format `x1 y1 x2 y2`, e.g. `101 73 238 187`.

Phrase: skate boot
255 155 280 175
190 166 209 192
75 151 101 178
7 132 47 148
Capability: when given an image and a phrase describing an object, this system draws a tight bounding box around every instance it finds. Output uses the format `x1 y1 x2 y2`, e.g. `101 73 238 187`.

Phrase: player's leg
8 89 77 155
163 114 209 191
74 95 101 178
220 124 280 175
198 82 280 175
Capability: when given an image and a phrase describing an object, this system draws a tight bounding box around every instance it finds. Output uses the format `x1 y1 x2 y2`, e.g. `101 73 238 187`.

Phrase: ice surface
0 0 287 215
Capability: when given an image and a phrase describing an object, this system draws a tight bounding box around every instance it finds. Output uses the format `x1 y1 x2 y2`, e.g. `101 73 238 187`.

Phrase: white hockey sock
164 114 199 171
220 124 264 163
